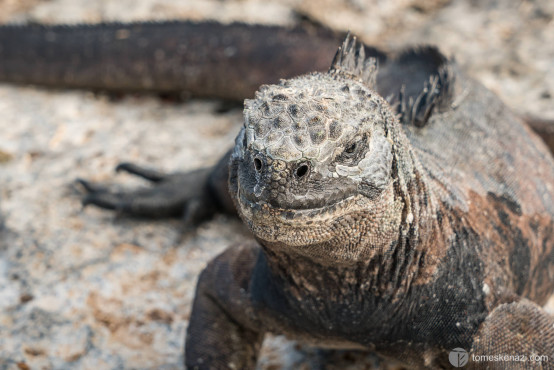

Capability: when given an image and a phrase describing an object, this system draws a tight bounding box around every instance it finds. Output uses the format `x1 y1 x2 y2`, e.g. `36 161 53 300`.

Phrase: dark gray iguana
78 36 554 368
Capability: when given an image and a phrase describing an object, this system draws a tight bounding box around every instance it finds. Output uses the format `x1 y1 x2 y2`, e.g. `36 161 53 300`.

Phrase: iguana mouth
239 183 357 211
236 190 362 246
237 190 367 225
235 187 404 249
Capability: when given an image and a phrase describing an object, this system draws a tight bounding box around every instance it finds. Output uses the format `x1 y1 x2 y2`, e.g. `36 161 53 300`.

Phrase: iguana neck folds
229 36 449 290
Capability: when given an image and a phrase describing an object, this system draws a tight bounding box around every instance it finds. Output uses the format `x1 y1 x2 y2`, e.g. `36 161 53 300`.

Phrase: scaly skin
78 36 554 368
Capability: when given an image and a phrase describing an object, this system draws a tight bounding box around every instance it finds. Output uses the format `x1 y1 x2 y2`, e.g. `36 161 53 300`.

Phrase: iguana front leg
78 150 236 227
185 242 264 369
469 298 554 369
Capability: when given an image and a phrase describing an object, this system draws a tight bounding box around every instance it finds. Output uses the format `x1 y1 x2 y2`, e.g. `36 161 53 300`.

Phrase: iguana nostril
254 158 263 172
296 164 309 178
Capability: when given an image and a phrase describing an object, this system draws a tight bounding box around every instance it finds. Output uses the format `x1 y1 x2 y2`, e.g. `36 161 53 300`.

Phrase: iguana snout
238 147 361 210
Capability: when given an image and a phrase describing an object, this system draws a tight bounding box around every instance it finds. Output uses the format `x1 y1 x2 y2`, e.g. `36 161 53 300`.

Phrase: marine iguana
79 36 554 368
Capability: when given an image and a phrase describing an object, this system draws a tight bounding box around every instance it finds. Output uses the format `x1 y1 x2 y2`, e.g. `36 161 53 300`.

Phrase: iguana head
229 36 407 262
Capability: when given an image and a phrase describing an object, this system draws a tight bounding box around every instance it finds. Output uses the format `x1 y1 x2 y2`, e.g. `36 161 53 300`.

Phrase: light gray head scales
242 35 383 163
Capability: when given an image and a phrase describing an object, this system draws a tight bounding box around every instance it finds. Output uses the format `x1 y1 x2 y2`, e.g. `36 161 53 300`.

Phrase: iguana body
80 37 554 368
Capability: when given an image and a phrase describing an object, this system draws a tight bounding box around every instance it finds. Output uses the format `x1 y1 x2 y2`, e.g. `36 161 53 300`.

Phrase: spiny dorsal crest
387 46 455 127
328 33 378 89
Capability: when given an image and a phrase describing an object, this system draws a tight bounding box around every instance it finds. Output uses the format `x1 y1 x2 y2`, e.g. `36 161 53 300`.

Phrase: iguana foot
114 162 167 182
469 298 554 369
77 163 217 224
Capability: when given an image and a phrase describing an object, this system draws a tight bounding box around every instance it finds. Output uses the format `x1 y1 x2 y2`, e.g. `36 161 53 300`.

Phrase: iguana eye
337 136 367 164
345 143 357 154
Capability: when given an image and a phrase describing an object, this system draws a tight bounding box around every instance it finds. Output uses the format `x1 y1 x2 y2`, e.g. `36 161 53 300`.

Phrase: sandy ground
0 1 553 369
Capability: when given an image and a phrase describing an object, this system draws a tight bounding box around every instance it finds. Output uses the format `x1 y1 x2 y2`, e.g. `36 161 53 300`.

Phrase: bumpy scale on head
229 36 405 261
241 73 393 188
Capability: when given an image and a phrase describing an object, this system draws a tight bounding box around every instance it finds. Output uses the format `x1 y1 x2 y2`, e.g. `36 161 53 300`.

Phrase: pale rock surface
0 1 552 369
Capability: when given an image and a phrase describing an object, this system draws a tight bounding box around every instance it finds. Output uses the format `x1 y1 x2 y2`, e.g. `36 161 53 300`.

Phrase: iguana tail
0 21 345 100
